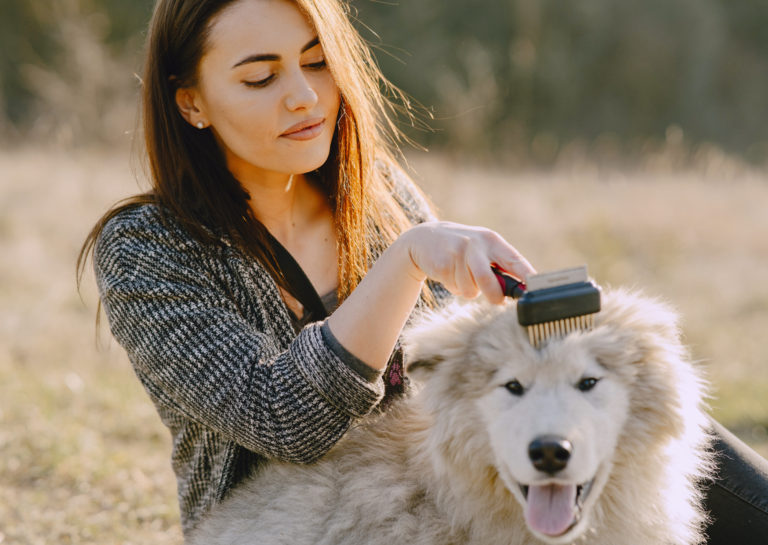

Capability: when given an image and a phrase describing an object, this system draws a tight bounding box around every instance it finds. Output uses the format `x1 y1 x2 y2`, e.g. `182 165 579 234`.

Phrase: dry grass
0 149 181 544
0 148 766 543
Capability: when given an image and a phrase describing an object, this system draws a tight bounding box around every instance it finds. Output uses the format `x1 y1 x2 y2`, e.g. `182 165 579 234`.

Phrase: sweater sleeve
94 207 384 464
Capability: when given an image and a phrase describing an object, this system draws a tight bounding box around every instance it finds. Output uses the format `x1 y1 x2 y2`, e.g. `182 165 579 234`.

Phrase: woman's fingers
403 222 535 303
466 247 505 304
468 230 534 303
489 242 536 282
452 242 479 299
435 254 462 296
497 255 536 284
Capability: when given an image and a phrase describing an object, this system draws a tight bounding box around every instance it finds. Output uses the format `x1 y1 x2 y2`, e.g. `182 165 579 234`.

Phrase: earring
196 121 204 129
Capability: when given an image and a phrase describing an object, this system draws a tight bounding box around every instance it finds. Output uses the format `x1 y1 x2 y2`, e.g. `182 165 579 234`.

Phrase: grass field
1 148 766 544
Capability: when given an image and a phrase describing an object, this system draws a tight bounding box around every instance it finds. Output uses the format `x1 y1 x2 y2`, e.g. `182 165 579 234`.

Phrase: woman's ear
175 86 208 128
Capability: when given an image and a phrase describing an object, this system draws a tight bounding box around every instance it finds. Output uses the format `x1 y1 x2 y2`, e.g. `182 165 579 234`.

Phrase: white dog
189 290 713 545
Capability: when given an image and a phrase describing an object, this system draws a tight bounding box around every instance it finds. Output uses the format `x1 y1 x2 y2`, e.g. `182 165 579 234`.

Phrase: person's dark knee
703 418 768 544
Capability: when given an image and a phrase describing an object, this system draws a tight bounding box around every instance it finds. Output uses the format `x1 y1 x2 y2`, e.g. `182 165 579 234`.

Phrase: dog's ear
590 289 701 443
401 300 498 382
591 289 683 369
404 355 444 380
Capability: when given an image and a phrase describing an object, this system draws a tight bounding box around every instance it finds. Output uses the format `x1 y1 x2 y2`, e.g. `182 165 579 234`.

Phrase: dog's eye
577 378 599 392
504 380 525 396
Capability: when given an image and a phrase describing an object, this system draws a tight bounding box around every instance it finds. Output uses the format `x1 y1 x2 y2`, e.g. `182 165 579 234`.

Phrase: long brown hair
78 0 432 305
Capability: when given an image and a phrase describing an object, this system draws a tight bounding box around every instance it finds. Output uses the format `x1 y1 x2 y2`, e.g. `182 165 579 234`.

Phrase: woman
79 0 768 540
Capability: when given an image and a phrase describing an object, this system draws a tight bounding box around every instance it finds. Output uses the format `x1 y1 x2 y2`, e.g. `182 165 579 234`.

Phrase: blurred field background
1 0 767 543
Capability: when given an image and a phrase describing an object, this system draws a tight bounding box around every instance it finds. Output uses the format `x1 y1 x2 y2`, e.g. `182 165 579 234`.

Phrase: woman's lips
280 117 325 141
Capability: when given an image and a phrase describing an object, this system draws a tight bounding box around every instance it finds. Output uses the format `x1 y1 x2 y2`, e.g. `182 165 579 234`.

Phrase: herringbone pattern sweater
94 168 448 534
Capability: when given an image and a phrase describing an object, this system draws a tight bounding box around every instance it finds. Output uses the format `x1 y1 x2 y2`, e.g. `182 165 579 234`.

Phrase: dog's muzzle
516 436 595 538
518 478 595 538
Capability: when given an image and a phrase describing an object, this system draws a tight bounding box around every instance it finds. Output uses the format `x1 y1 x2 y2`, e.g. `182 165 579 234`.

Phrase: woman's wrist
324 231 426 370
389 226 428 283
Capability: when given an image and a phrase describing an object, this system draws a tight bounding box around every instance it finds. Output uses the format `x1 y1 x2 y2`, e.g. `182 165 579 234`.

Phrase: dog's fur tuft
189 290 713 545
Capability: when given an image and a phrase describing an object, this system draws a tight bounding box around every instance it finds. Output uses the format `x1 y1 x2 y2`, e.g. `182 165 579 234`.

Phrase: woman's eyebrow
232 53 280 68
231 36 320 69
300 36 320 54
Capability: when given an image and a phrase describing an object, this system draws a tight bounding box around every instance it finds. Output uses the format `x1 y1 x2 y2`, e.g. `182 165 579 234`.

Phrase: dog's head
403 289 707 544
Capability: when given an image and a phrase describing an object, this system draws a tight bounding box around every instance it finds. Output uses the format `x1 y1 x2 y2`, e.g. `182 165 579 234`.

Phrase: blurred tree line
0 0 147 146
2 0 767 164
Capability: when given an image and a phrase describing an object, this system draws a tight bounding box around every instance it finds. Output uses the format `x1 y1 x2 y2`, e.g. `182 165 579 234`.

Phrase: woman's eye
577 378 599 392
244 74 276 88
303 58 327 70
504 380 524 396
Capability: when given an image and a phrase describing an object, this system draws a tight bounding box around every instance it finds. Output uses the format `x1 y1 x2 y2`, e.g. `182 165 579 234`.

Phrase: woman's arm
95 207 384 464
326 221 535 370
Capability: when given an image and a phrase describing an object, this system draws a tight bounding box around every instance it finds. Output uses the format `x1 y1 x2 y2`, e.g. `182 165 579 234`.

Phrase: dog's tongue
525 483 577 536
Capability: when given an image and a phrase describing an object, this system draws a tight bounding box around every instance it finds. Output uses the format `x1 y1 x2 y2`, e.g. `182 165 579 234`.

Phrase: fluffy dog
189 290 712 545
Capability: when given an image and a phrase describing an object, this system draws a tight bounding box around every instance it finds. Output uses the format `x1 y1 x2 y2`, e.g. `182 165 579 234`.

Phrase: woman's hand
326 221 535 370
398 221 536 305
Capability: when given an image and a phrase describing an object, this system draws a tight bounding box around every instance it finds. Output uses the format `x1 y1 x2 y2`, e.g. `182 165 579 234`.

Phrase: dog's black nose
528 436 572 474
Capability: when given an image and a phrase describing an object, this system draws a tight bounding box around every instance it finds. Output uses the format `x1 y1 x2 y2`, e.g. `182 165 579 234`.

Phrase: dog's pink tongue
525 484 577 536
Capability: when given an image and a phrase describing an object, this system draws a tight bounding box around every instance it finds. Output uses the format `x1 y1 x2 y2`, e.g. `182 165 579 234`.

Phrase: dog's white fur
189 290 713 545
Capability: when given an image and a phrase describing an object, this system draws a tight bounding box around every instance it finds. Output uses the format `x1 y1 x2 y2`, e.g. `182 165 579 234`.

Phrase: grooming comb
492 265 602 348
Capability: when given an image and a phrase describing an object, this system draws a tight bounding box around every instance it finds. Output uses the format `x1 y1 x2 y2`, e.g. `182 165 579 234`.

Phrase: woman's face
179 0 341 179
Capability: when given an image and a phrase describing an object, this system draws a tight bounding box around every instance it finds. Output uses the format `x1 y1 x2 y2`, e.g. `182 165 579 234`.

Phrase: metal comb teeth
527 313 596 348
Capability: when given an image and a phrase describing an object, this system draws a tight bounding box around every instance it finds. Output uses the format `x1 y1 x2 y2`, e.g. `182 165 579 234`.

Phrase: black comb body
516 281 601 326
492 265 602 347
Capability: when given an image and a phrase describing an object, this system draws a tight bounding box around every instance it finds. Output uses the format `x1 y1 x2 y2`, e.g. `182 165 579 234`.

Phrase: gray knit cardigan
94 167 449 534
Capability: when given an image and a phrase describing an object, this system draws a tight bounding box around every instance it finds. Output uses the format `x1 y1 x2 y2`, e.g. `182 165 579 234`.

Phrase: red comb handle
491 266 526 299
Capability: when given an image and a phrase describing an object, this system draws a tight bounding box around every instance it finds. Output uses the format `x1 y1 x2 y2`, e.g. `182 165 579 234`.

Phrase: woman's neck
235 166 329 246
227 156 339 299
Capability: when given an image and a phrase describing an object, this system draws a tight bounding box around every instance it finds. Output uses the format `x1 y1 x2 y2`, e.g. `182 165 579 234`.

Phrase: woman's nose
284 72 319 112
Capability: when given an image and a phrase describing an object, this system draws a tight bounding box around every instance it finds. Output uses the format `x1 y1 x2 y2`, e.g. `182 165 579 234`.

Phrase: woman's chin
273 144 334 174
231 144 330 178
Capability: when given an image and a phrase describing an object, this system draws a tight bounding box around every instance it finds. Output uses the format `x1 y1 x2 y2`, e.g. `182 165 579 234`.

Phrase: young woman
80 0 768 540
